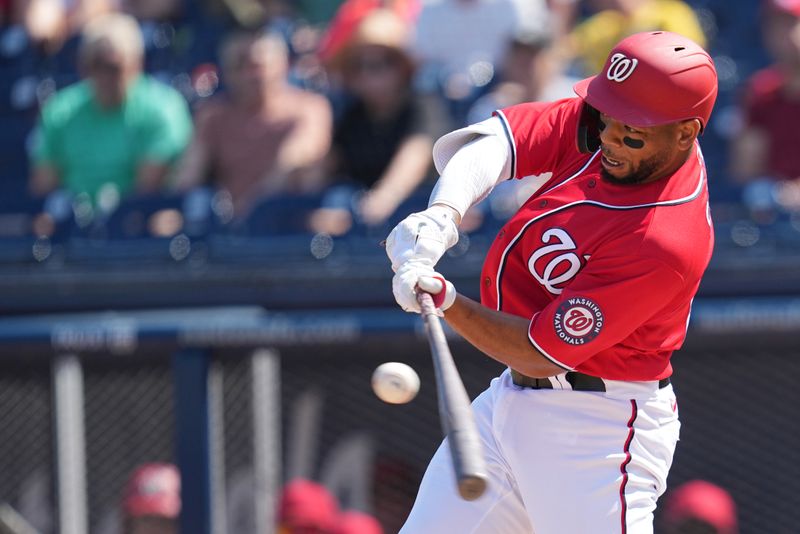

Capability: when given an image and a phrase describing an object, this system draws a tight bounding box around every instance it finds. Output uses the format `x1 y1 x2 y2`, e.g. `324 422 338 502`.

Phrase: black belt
510 369 670 392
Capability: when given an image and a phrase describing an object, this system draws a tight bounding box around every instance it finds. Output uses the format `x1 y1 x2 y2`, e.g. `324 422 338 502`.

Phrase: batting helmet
122 463 181 519
573 31 718 130
770 0 800 17
277 479 339 531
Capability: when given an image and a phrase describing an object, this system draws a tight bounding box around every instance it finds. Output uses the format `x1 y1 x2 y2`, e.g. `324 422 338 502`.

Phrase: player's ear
675 119 701 150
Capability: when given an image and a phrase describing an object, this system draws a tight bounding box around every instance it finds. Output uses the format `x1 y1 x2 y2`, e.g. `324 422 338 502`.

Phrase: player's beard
600 150 671 186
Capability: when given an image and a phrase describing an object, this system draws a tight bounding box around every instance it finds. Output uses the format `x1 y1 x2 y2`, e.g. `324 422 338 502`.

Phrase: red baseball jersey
482 97 714 381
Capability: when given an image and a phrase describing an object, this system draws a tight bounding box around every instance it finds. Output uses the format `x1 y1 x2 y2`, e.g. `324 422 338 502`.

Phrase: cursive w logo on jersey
528 228 587 295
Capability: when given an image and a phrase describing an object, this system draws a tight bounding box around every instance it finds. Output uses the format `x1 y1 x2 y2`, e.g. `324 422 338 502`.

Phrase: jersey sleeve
527 252 686 371
494 98 583 180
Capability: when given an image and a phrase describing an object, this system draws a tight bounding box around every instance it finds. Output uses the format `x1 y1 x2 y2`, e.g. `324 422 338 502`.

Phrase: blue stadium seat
100 193 189 240
232 194 322 237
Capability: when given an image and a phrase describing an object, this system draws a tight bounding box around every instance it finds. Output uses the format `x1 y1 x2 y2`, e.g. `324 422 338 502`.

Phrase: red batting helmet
573 31 718 130
277 479 339 530
663 480 738 534
122 463 181 519
769 0 800 17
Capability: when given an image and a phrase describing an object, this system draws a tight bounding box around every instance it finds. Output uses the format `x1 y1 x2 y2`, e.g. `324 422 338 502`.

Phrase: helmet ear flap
577 104 601 154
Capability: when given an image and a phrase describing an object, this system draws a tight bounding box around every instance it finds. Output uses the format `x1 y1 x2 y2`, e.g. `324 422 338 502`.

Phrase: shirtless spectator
175 31 332 218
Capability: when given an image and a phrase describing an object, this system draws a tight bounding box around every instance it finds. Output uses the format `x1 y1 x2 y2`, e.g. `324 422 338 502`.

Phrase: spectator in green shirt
30 12 192 205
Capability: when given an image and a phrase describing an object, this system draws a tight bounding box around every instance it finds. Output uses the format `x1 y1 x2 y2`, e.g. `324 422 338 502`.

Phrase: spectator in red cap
122 463 180 534
332 510 384 534
317 0 420 65
661 480 738 534
277 479 339 534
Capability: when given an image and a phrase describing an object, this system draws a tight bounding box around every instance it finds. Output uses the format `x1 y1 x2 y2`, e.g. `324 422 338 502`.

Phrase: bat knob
458 475 488 501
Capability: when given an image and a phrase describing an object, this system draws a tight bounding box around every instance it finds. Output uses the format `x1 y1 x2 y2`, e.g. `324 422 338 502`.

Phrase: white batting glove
392 261 457 313
385 205 459 273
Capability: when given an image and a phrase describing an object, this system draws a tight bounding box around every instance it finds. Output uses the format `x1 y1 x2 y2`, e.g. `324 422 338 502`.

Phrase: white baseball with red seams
371 362 420 404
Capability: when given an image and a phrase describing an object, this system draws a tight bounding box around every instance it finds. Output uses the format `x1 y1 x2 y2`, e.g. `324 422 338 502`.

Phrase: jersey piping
494 110 517 180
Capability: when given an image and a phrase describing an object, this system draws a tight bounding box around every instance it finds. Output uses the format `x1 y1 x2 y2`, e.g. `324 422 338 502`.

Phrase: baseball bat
417 291 488 501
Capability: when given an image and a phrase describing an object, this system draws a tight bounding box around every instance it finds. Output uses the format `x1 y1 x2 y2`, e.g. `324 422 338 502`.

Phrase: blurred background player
121 463 180 534
660 479 739 534
332 510 384 534
276 478 339 534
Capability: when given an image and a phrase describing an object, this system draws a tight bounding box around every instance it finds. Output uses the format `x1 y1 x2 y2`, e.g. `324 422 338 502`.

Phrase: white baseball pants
400 369 680 534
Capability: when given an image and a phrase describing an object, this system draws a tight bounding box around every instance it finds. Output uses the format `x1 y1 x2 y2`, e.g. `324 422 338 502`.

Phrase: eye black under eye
623 137 645 149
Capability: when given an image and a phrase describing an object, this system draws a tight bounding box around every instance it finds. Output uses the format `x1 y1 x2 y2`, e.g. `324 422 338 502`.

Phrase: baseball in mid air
371 362 420 404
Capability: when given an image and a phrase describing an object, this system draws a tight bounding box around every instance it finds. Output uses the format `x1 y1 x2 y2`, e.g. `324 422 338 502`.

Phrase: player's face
597 113 684 185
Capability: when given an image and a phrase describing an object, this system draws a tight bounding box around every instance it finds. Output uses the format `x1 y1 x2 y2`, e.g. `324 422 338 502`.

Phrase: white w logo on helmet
606 53 638 82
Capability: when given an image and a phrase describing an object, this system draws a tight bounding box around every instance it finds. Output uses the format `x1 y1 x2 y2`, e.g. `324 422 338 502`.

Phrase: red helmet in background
122 463 181 519
662 479 738 534
574 31 718 130
769 0 800 17
332 510 384 534
277 479 339 531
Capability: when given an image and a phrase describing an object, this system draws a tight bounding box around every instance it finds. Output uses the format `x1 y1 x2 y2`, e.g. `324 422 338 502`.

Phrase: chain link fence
83 357 175 534
0 360 53 534
0 333 797 534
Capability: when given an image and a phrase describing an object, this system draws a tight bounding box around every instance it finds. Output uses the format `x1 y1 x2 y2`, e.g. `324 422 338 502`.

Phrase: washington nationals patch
553 297 604 345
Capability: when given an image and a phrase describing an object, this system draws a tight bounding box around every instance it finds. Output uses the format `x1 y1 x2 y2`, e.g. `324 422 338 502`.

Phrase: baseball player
122 463 180 534
385 31 718 533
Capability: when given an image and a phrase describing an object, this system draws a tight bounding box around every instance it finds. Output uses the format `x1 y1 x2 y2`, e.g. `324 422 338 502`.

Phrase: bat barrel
418 292 489 501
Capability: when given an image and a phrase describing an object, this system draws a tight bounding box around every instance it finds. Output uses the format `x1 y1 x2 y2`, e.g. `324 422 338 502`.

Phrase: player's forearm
443 294 564 378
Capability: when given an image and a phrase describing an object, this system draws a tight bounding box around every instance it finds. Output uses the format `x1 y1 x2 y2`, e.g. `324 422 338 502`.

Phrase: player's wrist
427 203 462 226
420 205 460 250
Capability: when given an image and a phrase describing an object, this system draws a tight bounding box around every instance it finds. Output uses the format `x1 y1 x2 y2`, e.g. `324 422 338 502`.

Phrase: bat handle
417 290 438 316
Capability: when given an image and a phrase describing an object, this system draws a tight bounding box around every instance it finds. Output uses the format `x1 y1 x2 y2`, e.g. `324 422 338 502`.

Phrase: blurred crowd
113 463 739 534
117 465 385 534
0 2 772 532
2 0 800 254
118 464 739 534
